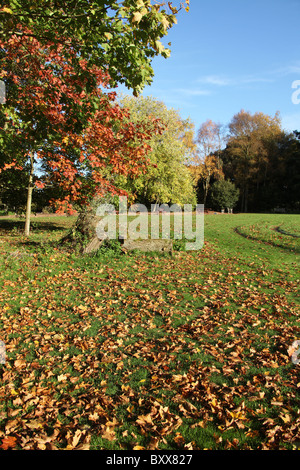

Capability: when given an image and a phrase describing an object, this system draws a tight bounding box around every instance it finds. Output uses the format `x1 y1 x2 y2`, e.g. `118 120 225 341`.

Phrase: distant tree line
1 96 299 218
189 111 300 213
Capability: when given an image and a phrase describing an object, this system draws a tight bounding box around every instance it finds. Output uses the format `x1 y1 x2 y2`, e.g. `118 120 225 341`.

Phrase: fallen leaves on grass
0 239 299 450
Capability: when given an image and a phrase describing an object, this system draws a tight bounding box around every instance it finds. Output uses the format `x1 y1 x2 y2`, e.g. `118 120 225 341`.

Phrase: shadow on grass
274 226 300 239
0 218 74 255
234 226 300 254
0 219 71 233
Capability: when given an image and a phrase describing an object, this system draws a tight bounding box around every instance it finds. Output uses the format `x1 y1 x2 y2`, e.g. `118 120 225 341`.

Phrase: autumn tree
224 110 283 212
191 119 225 205
196 119 225 160
118 94 197 208
195 155 225 206
0 2 189 235
0 30 159 235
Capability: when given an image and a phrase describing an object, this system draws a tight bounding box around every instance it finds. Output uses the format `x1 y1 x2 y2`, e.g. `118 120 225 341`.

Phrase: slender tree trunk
24 153 34 237
203 175 210 206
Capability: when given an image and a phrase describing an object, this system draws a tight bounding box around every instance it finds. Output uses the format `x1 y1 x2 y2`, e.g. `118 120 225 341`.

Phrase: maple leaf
1 436 17 450
101 426 116 442
35 180 45 189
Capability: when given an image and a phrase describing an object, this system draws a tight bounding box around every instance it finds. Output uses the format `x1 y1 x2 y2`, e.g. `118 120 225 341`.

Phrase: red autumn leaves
0 26 163 213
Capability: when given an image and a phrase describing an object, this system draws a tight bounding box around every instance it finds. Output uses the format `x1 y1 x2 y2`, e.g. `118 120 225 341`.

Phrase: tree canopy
224 110 284 212
0 28 162 233
0 1 190 233
0 0 189 95
190 111 299 213
210 179 239 212
118 94 197 207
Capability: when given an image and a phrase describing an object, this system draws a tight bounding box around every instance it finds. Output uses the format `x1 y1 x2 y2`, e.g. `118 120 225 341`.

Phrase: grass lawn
0 212 299 450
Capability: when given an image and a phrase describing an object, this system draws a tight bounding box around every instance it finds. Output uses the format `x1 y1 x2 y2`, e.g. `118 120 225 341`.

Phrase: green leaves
210 179 239 211
118 94 197 207
1 1 188 94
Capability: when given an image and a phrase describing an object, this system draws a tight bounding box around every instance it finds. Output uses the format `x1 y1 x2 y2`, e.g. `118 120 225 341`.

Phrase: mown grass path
0 213 299 450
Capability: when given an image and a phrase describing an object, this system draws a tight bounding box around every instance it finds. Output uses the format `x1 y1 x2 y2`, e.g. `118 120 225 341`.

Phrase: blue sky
120 0 300 135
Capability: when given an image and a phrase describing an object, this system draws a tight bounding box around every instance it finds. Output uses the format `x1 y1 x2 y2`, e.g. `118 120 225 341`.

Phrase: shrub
210 179 239 211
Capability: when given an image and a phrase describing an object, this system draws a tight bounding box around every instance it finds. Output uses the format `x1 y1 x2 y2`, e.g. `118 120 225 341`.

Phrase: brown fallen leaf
14 359 26 369
25 419 44 430
1 435 17 450
101 426 116 441
57 374 68 382
174 432 185 447
72 429 82 448
5 419 20 433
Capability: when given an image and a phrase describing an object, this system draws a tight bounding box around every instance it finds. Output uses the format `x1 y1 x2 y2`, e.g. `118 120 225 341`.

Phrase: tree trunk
203 175 210 206
60 205 107 253
24 153 34 237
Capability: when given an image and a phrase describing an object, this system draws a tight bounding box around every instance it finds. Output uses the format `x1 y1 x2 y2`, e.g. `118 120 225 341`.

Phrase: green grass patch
0 212 299 450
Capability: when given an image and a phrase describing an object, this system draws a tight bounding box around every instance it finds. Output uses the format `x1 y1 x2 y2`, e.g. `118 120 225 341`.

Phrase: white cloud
197 74 274 87
272 62 300 77
174 88 212 96
241 77 275 84
197 75 234 86
195 62 300 89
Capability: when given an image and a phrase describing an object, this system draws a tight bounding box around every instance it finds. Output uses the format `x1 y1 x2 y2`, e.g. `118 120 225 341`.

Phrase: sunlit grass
0 212 299 450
